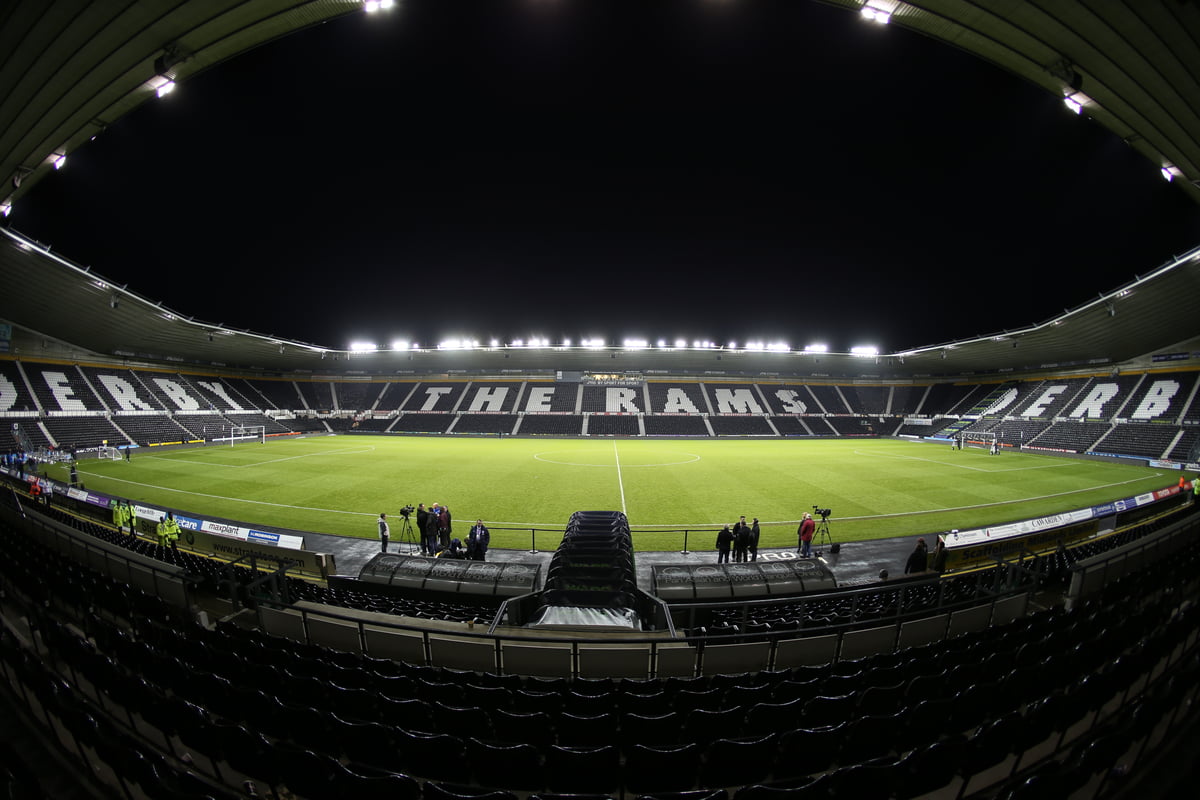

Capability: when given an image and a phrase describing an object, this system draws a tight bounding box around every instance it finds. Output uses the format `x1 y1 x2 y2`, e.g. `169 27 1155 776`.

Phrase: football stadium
2 2 1200 799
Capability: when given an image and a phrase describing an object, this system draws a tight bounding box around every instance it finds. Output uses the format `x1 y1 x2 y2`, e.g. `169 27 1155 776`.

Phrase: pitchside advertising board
0 467 330 576
942 482 1194 570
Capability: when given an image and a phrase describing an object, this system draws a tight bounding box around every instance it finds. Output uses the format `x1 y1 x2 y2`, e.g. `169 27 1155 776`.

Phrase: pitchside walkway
307 528 924 592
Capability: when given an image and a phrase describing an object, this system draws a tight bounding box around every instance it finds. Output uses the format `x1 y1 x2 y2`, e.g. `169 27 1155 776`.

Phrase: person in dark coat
732 515 751 563
424 506 441 557
716 525 734 564
905 538 928 574
467 519 491 561
749 518 761 561
416 503 430 555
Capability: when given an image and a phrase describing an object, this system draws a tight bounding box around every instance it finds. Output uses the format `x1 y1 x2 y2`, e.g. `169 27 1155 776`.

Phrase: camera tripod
813 518 835 556
397 515 417 554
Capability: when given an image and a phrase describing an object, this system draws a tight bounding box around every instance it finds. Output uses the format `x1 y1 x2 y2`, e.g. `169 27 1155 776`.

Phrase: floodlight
623 338 648 350
392 341 411 351
0 202 10 217
851 345 879 356
51 153 66 170
155 80 176 98
1063 94 1083 114
860 1 892 24
349 341 377 352
1161 165 1181 182
804 344 828 353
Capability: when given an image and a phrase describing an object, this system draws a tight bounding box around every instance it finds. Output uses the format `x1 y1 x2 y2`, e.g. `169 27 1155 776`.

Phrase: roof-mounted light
860 1 893 24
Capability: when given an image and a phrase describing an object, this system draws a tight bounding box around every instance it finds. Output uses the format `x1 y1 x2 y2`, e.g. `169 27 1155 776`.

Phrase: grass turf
52 435 1172 551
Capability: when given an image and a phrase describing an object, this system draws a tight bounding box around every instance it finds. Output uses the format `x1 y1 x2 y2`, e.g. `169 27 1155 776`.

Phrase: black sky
10 0 1200 355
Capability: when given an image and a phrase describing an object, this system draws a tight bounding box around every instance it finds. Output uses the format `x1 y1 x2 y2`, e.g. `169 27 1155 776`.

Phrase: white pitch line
628 471 1167 529
613 440 628 515
854 448 1075 473
141 445 375 469
75 470 375 517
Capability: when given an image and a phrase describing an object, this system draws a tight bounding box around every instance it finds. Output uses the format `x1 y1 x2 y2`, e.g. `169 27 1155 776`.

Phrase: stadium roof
1 0 1199 377
3 225 1197 378
3 0 1198 215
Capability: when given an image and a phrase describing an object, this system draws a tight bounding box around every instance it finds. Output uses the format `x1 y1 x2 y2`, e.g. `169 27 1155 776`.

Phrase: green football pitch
56 435 1173 551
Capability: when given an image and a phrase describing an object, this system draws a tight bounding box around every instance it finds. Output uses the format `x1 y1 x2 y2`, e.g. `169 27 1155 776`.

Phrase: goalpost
228 425 267 446
97 445 122 461
961 431 999 451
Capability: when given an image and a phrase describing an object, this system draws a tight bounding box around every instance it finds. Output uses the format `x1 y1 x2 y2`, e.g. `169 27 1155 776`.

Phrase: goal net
228 425 266 446
960 431 998 450
98 445 122 461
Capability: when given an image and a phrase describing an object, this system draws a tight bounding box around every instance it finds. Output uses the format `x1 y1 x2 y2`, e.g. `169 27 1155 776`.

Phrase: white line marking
613 440 628 515
142 445 376 468
76 471 375 517
853 448 1073 473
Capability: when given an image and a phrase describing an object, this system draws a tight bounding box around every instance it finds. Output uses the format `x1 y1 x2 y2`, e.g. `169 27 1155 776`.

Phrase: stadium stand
239 378 303 410
516 415 585 436
1 487 1197 800
296 381 334 412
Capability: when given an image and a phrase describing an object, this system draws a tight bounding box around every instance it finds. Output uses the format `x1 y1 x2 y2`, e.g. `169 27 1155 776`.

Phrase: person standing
112 499 127 534
424 506 441 557
438 505 453 551
931 537 948 574
716 525 734 564
905 538 928 574
416 503 430 556
797 513 815 558
749 518 761 562
467 519 491 561
732 516 751 563
378 512 390 553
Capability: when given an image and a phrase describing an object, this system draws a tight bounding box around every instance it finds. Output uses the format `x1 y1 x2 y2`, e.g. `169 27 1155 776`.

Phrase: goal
961 431 999 451
98 445 122 461
228 425 266 446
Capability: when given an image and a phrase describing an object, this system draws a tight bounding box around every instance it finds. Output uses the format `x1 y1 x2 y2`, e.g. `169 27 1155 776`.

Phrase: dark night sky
9 0 1200 355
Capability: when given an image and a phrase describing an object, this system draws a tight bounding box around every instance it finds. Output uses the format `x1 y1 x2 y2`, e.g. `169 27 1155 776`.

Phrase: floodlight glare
155 80 176 98
804 344 828 353
51 153 66 170
1063 95 1083 114
392 341 411 351
349 341 377 352
860 1 892 24
851 345 879 356
0 202 11 217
